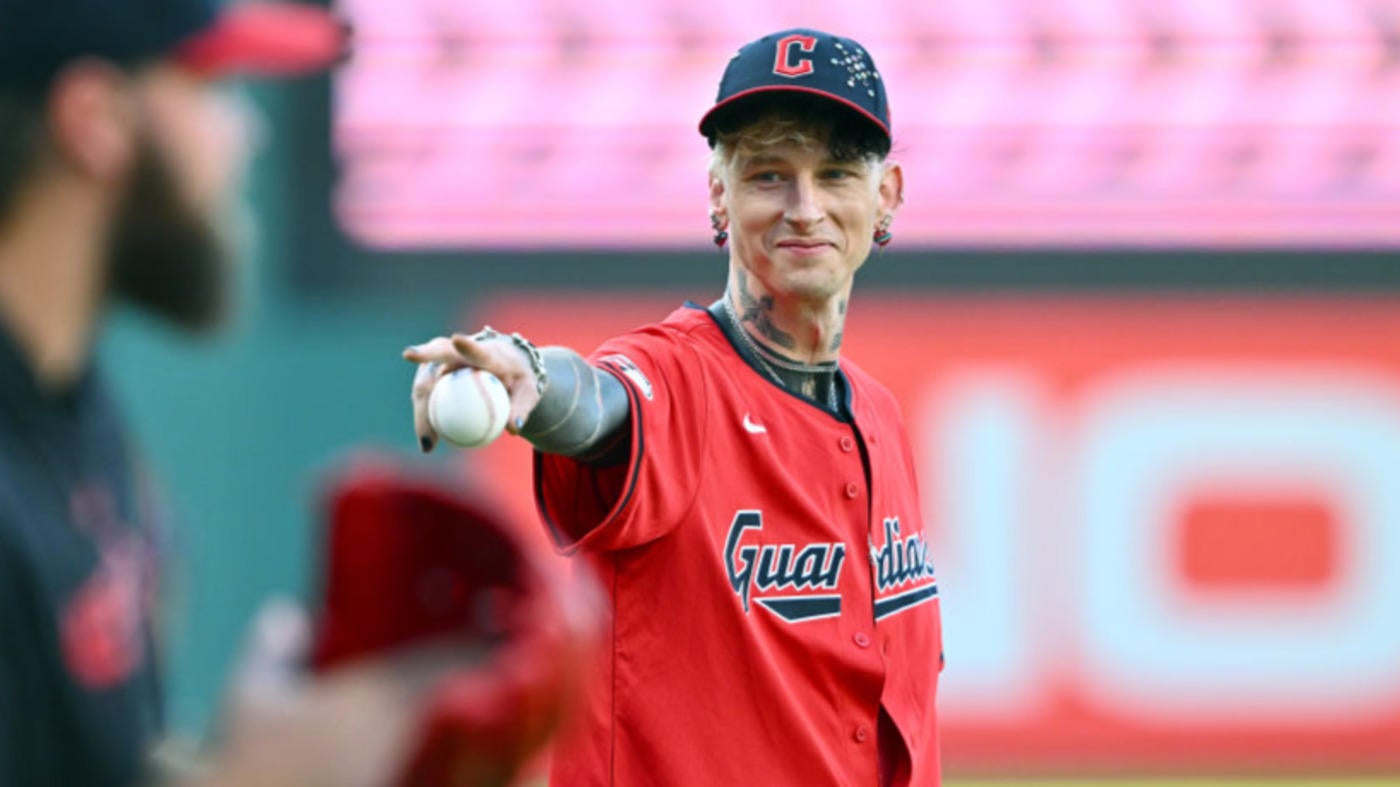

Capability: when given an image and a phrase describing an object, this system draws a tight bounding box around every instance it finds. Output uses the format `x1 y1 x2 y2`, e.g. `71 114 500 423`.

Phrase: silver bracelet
471 326 548 396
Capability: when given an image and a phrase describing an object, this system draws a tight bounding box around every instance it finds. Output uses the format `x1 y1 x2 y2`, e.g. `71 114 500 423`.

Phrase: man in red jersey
406 28 942 786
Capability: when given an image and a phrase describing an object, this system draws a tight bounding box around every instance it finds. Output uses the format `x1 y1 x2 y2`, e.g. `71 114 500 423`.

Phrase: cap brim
175 2 348 78
698 85 890 143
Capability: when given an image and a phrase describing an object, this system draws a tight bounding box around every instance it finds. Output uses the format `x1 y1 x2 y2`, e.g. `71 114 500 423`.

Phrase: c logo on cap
773 34 817 78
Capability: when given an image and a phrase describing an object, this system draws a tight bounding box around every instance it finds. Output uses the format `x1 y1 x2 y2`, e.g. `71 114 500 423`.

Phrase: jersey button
839 436 855 452
854 632 871 648
844 482 859 499
854 724 870 743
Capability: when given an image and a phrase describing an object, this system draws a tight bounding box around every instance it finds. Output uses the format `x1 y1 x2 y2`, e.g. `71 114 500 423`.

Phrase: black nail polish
419 437 431 453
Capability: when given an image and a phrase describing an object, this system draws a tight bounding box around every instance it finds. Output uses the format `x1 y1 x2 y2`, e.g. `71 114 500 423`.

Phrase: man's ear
877 160 904 218
708 169 728 226
44 59 138 185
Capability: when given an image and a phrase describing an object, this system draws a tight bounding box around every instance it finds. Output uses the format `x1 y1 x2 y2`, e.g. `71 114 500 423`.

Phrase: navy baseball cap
0 0 346 89
699 28 891 150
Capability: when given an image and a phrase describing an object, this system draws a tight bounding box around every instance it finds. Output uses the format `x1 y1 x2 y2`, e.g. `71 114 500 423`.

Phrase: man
406 29 943 786
0 1 471 784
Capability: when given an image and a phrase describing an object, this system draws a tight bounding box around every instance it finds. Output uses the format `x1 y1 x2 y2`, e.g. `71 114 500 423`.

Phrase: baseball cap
699 28 891 151
0 0 347 89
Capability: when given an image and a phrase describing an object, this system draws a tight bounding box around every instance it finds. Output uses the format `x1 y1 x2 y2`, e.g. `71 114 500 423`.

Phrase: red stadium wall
471 293 1400 777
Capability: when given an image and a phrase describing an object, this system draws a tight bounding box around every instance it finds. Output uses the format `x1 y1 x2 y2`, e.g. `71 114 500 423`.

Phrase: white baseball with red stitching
428 368 511 448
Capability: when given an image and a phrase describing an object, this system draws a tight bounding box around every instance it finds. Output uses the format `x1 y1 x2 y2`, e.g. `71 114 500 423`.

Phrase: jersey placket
831 413 889 761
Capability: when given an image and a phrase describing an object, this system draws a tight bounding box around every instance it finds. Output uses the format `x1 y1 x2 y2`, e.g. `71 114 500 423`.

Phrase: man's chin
771 275 851 306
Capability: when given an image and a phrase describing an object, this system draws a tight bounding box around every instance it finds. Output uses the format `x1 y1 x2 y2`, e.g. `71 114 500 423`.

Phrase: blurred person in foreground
406 29 943 786
0 1 538 784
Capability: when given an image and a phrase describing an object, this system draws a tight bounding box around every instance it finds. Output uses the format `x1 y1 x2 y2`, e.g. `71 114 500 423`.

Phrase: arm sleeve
533 325 709 554
520 347 631 459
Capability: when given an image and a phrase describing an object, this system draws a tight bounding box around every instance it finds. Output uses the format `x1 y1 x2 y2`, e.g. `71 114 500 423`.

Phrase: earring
710 213 729 248
874 215 893 248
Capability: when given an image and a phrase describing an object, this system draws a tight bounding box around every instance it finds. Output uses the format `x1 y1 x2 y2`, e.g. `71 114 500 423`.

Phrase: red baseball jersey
535 304 943 786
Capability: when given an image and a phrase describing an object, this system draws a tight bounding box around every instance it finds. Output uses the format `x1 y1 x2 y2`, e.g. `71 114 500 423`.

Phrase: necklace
720 295 840 410
748 340 839 374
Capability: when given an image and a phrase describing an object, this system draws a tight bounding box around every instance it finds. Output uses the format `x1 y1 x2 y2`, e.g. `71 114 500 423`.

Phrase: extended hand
403 332 543 453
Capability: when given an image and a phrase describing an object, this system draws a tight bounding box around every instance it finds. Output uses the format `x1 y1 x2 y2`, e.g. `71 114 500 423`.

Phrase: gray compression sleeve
519 347 631 458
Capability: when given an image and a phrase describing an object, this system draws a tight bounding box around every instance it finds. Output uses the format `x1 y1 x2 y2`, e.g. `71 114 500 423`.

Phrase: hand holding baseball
403 331 544 453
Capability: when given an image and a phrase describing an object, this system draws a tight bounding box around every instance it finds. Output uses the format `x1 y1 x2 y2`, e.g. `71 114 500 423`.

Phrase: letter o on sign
1077 372 1400 723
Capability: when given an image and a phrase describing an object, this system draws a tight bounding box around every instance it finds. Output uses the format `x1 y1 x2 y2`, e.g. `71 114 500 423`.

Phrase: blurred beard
106 138 232 334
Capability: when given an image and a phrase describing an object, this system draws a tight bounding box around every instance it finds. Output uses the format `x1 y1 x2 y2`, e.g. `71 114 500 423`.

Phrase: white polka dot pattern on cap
830 40 880 97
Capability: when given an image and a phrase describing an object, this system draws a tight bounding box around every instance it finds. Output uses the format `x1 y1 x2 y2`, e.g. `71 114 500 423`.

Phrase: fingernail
419 437 432 453
514 416 525 431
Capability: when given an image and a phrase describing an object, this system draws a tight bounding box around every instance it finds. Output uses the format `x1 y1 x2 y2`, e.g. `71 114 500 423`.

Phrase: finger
411 362 442 453
449 334 507 375
402 336 471 367
406 337 475 452
503 378 543 436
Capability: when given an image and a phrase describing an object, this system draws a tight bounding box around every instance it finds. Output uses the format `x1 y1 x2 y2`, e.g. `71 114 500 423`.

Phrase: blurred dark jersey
0 326 163 786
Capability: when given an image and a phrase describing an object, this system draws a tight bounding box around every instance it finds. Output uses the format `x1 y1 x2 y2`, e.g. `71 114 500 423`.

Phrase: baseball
428 368 511 448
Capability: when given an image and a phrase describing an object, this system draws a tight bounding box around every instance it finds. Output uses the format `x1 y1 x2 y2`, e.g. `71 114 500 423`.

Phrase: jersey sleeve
534 324 709 553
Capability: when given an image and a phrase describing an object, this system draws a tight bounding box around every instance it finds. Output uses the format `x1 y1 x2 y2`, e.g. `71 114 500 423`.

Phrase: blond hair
707 112 885 184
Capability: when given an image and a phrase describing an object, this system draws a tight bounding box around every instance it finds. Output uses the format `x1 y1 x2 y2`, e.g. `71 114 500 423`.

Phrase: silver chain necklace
721 295 839 410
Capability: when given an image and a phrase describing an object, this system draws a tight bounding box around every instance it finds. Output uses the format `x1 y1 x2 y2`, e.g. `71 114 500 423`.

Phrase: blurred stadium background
102 0 1399 783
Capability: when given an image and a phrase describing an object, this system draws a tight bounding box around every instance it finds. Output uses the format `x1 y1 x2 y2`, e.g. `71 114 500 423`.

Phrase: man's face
107 65 256 332
715 139 898 305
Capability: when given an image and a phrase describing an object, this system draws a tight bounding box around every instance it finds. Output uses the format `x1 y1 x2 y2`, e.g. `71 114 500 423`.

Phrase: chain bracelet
471 326 549 395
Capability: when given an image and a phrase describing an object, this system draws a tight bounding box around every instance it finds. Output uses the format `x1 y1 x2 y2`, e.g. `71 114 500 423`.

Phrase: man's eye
822 169 855 180
749 171 783 183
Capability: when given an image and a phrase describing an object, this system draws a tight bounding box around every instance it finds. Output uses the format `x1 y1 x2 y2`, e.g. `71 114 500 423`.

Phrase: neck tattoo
721 293 840 411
